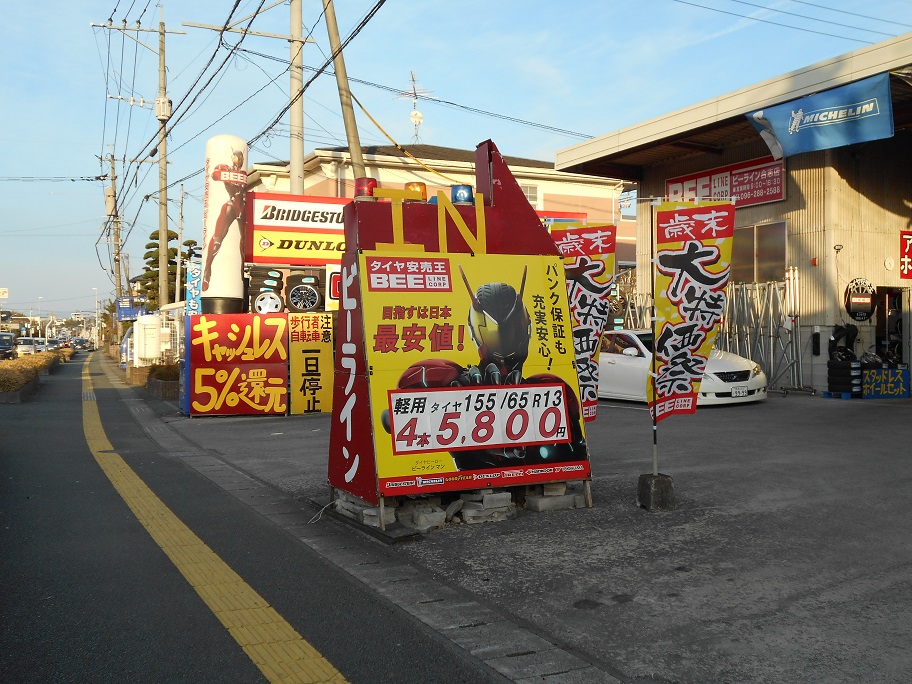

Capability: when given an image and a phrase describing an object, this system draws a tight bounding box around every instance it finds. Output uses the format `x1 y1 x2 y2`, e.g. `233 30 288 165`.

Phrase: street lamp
37 296 42 336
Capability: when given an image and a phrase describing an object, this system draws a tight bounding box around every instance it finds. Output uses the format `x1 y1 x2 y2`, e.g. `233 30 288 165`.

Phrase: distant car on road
597 329 768 406
13 337 45 357
0 332 14 360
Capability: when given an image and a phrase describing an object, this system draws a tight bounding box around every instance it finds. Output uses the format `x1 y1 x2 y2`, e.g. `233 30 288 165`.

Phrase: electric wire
671 0 879 44
349 92 463 185
787 0 912 29
727 0 895 37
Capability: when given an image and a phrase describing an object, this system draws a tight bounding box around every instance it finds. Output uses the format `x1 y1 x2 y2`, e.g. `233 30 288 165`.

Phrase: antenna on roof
396 71 431 144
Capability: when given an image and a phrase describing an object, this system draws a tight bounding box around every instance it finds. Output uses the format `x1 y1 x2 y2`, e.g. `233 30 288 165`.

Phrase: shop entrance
874 287 911 363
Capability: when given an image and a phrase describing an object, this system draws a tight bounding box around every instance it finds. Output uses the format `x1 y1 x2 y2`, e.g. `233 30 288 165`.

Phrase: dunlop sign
245 192 349 267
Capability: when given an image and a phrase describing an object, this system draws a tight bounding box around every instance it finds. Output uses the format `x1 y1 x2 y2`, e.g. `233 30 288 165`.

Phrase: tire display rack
246 267 324 314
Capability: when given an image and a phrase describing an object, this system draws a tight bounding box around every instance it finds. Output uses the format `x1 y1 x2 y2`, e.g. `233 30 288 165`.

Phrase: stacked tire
248 267 285 313
827 359 862 396
246 267 325 313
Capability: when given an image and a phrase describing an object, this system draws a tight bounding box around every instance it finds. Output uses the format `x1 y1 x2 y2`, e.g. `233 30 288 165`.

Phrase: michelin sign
747 73 893 159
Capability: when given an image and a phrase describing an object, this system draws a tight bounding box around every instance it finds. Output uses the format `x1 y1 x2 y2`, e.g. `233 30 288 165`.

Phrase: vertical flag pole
650 200 659 477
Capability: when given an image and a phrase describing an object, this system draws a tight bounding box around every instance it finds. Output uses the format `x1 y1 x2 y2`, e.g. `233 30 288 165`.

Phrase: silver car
13 337 39 356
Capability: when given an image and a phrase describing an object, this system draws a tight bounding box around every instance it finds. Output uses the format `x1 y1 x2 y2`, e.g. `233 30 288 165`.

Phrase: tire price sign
388 384 571 455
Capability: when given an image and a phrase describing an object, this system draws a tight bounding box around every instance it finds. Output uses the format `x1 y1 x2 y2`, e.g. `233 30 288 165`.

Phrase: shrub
148 363 180 381
0 359 40 392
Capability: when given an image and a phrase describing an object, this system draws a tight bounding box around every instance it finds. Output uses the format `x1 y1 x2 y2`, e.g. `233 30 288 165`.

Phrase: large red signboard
901 231 912 280
666 157 785 208
187 313 289 415
327 141 591 504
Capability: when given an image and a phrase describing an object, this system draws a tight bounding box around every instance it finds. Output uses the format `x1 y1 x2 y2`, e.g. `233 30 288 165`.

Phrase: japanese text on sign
365 256 452 292
389 384 571 455
193 366 287 413
651 203 734 422
901 231 912 280
666 157 785 208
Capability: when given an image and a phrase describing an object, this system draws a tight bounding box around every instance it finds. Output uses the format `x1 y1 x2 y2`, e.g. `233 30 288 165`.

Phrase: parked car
0 332 14 360
597 329 768 405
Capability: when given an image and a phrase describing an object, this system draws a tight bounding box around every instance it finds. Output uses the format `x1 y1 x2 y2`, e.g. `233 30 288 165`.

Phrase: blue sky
2 0 911 321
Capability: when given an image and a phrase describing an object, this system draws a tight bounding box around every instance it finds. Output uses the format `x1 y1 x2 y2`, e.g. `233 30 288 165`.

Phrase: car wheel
253 291 285 313
286 283 322 312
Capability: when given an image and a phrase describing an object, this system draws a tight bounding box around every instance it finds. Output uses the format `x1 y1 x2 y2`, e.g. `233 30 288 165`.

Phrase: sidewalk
114 353 912 683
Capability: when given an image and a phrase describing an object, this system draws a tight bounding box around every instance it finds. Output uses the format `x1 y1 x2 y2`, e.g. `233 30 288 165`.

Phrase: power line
0 175 107 182
786 0 912 29
237 47 595 140
671 0 879 44
726 0 895 37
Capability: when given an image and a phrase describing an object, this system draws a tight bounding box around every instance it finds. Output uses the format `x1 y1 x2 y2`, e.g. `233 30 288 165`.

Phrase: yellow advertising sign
249 228 346 267
288 312 335 414
358 250 588 488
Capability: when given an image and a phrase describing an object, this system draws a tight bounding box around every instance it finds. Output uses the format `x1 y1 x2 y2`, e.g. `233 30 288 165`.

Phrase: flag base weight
637 473 676 511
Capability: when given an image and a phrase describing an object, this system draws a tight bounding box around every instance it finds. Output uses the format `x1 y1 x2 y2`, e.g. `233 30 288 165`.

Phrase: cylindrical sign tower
202 134 248 314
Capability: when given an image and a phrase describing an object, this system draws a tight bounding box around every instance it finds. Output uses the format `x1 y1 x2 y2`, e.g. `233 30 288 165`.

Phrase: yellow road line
81 356 347 684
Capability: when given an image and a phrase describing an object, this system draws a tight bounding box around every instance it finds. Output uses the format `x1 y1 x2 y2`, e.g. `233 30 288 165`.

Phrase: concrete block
482 491 513 509
444 499 464 521
462 506 516 524
524 493 578 512
637 473 676 511
543 482 568 496
414 509 446 527
460 489 493 502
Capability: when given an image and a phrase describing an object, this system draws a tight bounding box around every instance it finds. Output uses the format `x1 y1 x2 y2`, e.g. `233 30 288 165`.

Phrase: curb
0 375 40 403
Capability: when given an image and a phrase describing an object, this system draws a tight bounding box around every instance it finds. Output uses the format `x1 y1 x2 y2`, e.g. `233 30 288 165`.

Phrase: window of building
520 184 539 207
731 220 787 283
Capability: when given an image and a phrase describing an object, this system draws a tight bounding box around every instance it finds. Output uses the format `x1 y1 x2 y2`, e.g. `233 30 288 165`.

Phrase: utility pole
91 15 184 311
323 0 365 179
105 154 125 341
290 0 305 193
184 3 313 194
156 6 171 309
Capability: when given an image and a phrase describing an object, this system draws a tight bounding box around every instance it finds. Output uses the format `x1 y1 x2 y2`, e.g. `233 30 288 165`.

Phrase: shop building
556 33 912 395
247 144 636 265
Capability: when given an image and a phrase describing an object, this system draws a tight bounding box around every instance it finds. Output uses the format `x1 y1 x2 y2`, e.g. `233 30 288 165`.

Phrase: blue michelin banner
747 72 893 159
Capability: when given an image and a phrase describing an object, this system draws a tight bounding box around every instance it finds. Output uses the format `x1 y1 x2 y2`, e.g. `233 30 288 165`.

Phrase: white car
13 337 47 357
597 329 768 406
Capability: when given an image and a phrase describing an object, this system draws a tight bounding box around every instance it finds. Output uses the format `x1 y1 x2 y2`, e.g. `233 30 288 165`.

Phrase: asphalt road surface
4 352 912 683
0 354 511 684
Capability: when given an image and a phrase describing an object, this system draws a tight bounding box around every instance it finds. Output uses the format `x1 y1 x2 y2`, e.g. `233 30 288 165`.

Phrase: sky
2 0 912 323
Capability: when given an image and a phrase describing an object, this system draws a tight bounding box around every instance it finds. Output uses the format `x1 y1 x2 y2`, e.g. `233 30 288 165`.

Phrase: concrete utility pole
289 0 305 193
184 2 313 194
91 15 184 311
323 0 365 179
105 154 125 341
156 6 171 309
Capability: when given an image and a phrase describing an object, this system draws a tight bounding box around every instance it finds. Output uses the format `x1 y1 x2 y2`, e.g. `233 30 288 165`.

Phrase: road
3 351 912 683
0 354 511 684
